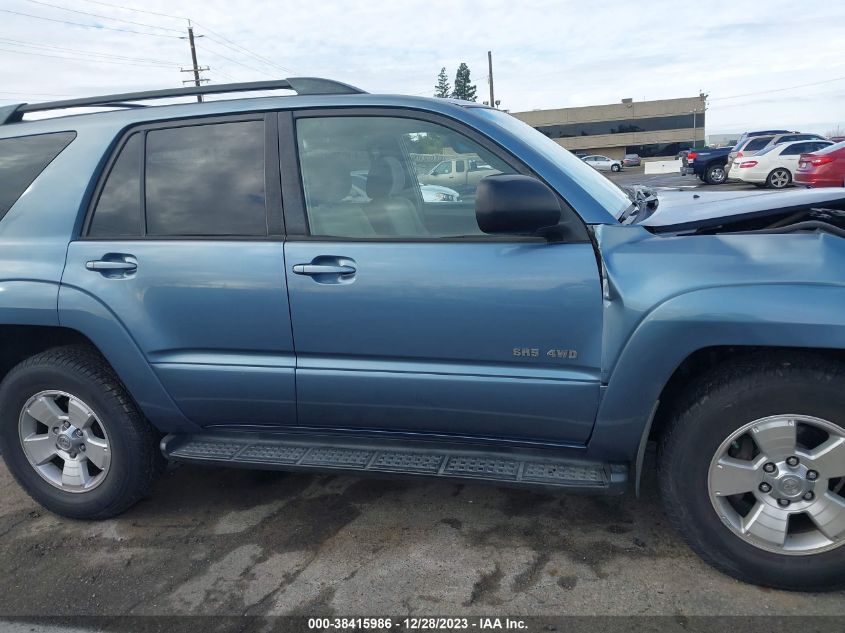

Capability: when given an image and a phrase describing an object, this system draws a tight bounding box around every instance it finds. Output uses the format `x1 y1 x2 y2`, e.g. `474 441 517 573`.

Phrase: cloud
1 0 843 133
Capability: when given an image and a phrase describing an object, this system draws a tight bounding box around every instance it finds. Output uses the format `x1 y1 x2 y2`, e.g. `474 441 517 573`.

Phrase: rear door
61 114 296 427
279 109 604 444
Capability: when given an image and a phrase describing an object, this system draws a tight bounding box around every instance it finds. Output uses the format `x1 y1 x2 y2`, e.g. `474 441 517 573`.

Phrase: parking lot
2 449 844 622
604 164 758 190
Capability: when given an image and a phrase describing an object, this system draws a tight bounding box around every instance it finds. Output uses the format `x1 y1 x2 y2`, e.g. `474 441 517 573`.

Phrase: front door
281 111 603 444
61 115 296 427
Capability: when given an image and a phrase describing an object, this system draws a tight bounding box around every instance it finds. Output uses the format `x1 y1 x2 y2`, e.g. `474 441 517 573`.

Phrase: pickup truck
1 79 844 591
682 146 731 184
419 156 501 192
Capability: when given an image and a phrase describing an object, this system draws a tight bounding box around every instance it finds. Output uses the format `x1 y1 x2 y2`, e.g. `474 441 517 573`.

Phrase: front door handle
292 264 356 276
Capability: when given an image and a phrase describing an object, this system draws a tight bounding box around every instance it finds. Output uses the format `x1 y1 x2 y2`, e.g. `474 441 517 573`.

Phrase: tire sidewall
0 361 138 518
768 168 791 189
662 373 845 587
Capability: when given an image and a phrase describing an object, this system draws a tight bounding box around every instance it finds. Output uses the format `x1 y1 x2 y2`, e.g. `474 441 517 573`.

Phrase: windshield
473 108 632 220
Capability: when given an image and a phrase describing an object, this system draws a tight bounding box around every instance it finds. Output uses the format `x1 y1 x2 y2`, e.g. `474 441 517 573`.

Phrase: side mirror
475 175 562 235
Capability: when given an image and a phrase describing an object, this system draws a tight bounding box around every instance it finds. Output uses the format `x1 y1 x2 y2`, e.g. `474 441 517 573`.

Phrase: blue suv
1 78 844 590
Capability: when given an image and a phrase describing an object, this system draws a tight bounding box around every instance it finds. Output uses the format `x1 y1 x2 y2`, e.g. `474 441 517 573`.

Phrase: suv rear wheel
704 163 727 184
0 346 158 519
767 168 792 189
658 353 845 590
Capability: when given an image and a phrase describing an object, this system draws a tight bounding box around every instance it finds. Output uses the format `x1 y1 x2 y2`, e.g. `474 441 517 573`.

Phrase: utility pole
180 21 209 102
487 50 495 108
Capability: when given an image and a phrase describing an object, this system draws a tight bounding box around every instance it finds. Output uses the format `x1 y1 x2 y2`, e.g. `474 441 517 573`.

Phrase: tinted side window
781 143 807 156
88 133 142 237
0 131 75 220
145 121 266 236
745 137 772 151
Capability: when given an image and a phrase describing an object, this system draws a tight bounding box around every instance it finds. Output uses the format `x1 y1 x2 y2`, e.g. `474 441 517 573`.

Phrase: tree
434 67 451 98
451 63 477 102
825 125 844 138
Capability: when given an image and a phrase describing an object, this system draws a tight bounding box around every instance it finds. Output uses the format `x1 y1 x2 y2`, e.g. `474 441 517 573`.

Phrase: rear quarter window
0 131 76 221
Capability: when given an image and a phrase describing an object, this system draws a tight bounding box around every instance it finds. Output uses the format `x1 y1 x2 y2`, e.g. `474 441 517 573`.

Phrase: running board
161 432 628 494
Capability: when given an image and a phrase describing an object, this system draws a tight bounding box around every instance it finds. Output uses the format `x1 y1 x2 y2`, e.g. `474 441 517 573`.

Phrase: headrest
366 156 407 199
301 153 351 204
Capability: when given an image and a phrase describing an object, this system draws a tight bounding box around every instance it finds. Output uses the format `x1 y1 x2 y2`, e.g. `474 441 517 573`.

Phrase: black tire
658 352 845 590
611 163 621 172
704 163 727 185
766 168 792 189
0 345 157 519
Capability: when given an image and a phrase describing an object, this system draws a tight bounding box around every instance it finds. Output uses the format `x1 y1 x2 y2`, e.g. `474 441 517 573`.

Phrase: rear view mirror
475 175 562 235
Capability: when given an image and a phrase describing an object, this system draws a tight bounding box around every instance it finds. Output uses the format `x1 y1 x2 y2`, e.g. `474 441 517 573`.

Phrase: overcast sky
1 0 843 135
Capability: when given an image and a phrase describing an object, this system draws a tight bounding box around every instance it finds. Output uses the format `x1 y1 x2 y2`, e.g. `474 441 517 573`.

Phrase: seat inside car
301 153 377 238
364 156 429 237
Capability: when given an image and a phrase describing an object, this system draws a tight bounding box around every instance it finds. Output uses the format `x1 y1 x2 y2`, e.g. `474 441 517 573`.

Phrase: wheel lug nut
803 492 814 501
51 427 59 434
778 499 791 507
763 462 777 473
74 429 83 438
807 470 819 481
79 444 85 452
786 456 800 467
68 451 77 459
759 482 772 493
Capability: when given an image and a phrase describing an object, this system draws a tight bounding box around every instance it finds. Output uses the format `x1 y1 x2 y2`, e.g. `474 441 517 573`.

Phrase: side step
161 432 628 494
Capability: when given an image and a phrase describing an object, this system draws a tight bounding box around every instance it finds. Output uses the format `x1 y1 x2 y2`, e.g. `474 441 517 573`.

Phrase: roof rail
0 77 366 125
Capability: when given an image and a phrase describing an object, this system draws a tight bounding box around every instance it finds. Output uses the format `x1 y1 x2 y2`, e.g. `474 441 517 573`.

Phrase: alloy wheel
708 415 845 555
769 169 790 188
18 390 112 493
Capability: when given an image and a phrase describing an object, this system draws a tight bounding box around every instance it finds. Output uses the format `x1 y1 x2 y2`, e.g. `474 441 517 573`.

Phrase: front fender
590 283 845 462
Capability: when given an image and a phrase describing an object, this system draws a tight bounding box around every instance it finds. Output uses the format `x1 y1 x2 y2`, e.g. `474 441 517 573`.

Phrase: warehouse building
511 94 707 160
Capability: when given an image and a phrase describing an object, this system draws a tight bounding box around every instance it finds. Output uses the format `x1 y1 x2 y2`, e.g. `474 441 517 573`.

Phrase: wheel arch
0 321 198 434
590 283 845 485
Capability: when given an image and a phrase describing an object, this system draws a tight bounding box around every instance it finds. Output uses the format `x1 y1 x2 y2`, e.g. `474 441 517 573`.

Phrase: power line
0 8 183 38
0 36 180 65
0 46 179 68
710 75 845 101
193 21 297 75
66 0 298 75
71 0 188 22
196 42 275 78
21 0 183 33
0 90 76 97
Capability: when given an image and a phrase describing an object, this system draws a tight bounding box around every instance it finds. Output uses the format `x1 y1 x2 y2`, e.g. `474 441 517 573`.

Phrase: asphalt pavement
1 451 843 622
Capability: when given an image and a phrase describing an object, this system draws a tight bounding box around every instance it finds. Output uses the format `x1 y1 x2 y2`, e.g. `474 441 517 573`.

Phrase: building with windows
511 94 707 160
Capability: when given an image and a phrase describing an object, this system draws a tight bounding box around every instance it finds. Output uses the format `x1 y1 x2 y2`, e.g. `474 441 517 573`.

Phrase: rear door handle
86 260 137 272
292 264 356 276
86 254 137 277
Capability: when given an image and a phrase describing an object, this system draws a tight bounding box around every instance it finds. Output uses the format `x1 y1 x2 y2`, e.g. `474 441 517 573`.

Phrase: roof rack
0 77 366 125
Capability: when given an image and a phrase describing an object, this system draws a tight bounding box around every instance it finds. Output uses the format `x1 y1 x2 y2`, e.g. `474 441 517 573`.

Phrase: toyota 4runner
1 78 844 591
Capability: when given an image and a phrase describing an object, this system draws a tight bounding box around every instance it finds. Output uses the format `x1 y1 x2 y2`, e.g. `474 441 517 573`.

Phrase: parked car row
683 129 844 189
731 139 834 188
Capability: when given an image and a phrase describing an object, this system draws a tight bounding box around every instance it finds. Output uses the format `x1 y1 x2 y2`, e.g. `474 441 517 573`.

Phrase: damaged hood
632 187 845 232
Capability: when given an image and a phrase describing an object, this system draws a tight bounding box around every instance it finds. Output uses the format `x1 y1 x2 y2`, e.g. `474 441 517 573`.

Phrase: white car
582 155 622 172
731 139 834 188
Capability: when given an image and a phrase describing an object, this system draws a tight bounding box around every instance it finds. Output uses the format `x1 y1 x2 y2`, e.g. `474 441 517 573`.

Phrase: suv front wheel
0 346 158 519
659 353 845 590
